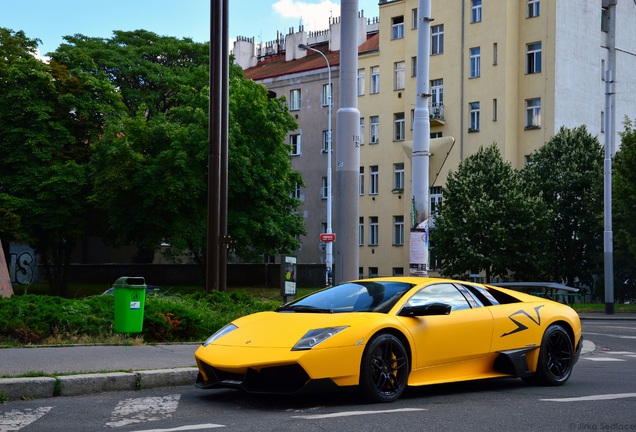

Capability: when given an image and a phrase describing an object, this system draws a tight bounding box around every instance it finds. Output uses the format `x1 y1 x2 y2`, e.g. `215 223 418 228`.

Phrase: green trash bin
113 276 146 333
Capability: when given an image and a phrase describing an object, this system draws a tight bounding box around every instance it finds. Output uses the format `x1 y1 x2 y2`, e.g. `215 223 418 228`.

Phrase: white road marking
293 407 425 419
584 332 636 340
594 351 636 355
541 393 636 402
105 394 181 428
133 424 225 431
0 407 52 432
583 357 625 362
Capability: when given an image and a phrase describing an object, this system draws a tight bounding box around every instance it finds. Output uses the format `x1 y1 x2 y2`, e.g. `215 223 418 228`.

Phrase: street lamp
298 43 333 286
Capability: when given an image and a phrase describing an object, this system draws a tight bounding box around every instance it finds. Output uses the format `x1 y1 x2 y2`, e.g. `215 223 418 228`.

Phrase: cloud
272 0 339 32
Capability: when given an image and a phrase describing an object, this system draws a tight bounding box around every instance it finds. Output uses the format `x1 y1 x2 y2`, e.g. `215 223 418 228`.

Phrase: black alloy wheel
530 324 574 386
359 333 409 402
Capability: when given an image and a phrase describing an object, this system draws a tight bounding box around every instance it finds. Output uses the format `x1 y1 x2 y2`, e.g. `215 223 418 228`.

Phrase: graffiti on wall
9 245 37 285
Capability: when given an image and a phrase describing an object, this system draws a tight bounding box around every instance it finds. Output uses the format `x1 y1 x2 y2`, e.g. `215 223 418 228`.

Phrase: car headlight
292 326 348 351
203 323 238 346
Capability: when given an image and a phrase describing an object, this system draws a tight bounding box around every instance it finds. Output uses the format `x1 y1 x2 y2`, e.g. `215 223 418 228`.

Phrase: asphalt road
2 319 635 432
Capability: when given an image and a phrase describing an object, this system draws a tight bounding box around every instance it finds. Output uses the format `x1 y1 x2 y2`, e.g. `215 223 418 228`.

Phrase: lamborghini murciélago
194 277 582 402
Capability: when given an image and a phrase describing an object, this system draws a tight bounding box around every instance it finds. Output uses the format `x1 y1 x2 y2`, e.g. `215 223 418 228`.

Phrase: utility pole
334 0 360 284
207 0 229 292
409 0 432 277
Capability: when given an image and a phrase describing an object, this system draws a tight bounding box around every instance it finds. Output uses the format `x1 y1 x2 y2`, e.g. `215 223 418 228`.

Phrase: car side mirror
398 302 452 317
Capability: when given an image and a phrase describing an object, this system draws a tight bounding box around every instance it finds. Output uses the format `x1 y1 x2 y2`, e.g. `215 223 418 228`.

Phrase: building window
430 79 443 118
292 182 301 199
359 167 365 195
471 0 482 23
370 165 379 195
430 186 443 214
393 163 404 191
357 68 365 96
525 98 541 129
526 42 542 74
322 130 330 153
411 8 418 29
369 217 379 246
411 56 417 77
289 89 301 111
392 16 404 39
322 83 332 107
359 118 365 145
470 47 481 78
601 111 605 133
431 131 442 139
394 61 405 90
493 43 498 65
469 102 480 132
493 98 498 121
321 176 328 199
393 216 404 246
290 134 301 155
370 115 379 144
431 25 444 55
359 217 364 246
370 66 380 94
392 267 404 276
369 267 379 277
527 0 540 18
394 113 405 141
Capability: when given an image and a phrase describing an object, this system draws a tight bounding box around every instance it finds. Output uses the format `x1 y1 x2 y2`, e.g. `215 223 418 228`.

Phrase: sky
1 0 380 57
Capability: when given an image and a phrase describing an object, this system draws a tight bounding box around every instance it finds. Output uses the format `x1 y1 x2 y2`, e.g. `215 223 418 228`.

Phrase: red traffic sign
320 233 336 243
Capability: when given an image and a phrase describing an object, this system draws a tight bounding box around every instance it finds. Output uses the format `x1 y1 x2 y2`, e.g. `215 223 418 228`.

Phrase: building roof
243 33 379 81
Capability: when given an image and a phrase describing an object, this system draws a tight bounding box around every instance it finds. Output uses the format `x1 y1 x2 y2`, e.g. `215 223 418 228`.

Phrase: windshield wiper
276 305 333 313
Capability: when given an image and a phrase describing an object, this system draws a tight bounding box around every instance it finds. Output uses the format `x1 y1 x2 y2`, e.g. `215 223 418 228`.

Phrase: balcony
430 103 445 126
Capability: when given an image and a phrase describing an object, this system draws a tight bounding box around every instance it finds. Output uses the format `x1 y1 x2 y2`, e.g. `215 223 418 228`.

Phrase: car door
398 283 494 369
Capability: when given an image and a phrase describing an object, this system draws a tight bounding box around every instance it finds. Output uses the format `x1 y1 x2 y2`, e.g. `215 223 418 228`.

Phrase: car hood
211 311 376 349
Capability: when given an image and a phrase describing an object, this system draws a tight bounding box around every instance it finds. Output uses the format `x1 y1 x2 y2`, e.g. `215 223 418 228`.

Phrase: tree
56 31 304 263
522 126 604 289
0 28 118 296
613 117 636 302
434 144 548 282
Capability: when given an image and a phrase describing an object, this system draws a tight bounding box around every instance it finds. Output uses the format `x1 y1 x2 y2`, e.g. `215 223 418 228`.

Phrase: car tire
359 333 409 403
525 324 574 386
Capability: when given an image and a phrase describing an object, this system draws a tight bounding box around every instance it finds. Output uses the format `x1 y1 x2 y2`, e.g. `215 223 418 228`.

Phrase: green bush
0 290 282 346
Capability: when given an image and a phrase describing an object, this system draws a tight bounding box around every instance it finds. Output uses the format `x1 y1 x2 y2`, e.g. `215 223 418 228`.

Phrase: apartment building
234 0 636 277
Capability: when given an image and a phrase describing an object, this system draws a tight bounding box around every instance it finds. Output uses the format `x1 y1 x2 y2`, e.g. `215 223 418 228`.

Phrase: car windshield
278 281 414 313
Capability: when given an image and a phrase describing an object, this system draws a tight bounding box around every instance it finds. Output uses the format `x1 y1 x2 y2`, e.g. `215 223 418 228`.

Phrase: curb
0 367 198 402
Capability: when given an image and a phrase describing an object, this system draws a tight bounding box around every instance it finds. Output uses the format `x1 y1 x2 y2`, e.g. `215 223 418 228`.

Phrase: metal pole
298 44 333 285
604 69 614 314
409 0 432 276
207 0 229 292
335 0 360 284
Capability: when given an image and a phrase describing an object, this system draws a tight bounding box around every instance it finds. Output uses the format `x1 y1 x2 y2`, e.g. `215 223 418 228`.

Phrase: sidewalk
0 344 200 401
1 314 634 401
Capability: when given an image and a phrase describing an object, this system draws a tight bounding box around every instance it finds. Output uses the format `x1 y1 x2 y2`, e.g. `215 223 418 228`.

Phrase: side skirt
493 347 539 378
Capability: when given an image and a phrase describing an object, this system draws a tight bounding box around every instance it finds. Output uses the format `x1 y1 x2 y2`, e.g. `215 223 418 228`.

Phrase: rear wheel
359 333 409 402
526 324 574 386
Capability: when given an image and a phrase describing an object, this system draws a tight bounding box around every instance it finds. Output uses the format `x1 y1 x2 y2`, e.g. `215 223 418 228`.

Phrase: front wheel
526 324 574 386
359 333 409 403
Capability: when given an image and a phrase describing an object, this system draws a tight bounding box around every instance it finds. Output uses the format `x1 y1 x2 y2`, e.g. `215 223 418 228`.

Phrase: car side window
405 283 471 311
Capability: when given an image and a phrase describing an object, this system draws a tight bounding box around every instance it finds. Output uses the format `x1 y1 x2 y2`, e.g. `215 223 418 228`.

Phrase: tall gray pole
409 0 432 276
604 69 614 314
334 0 360 284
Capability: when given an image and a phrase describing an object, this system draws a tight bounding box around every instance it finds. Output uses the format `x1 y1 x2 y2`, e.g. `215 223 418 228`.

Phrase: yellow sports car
194 277 583 402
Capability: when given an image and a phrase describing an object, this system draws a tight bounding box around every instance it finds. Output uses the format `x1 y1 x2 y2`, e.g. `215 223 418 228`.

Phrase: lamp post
298 43 333 286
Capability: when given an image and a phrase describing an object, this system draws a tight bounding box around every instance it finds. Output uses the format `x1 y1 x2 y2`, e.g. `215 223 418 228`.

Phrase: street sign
320 233 336 243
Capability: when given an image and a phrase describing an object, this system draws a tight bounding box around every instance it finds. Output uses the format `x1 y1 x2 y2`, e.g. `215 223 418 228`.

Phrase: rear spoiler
488 282 579 293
